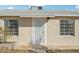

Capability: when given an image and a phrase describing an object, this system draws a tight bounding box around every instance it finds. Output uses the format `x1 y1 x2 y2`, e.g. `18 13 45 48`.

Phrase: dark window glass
60 20 75 36
4 20 18 35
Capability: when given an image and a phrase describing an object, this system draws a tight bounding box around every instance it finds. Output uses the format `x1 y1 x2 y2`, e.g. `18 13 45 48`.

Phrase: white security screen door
32 17 46 45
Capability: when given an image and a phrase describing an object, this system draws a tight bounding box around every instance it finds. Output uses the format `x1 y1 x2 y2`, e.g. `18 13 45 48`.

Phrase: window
60 20 75 36
4 20 18 35
38 6 42 10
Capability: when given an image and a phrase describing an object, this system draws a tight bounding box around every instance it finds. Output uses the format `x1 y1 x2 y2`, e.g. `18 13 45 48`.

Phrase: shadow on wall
19 17 49 27
19 17 32 27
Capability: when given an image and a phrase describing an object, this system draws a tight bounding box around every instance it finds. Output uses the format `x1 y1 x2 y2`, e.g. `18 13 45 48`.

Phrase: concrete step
32 45 47 53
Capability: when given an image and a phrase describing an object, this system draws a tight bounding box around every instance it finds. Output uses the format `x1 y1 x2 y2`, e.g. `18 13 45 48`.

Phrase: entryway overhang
0 10 79 19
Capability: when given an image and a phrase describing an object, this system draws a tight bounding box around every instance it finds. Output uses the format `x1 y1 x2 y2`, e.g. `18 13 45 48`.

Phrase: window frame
60 19 75 36
4 19 19 36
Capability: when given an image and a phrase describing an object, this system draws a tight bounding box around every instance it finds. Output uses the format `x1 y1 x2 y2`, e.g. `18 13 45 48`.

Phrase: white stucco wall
47 19 79 49
0 19 4 29
6 18 32 49
1 17 79 49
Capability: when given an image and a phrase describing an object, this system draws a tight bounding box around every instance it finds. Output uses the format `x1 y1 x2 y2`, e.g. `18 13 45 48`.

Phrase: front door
32 17 46 45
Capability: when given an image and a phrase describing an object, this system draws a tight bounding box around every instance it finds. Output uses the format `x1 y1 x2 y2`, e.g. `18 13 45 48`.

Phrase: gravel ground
47 49 79 53
0 49 79 53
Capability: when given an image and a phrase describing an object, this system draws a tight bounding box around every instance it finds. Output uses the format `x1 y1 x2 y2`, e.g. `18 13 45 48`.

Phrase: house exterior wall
15 17 32 48
3 17 32 49
46 18 79 49
1 16 79 49
0 19 4 30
